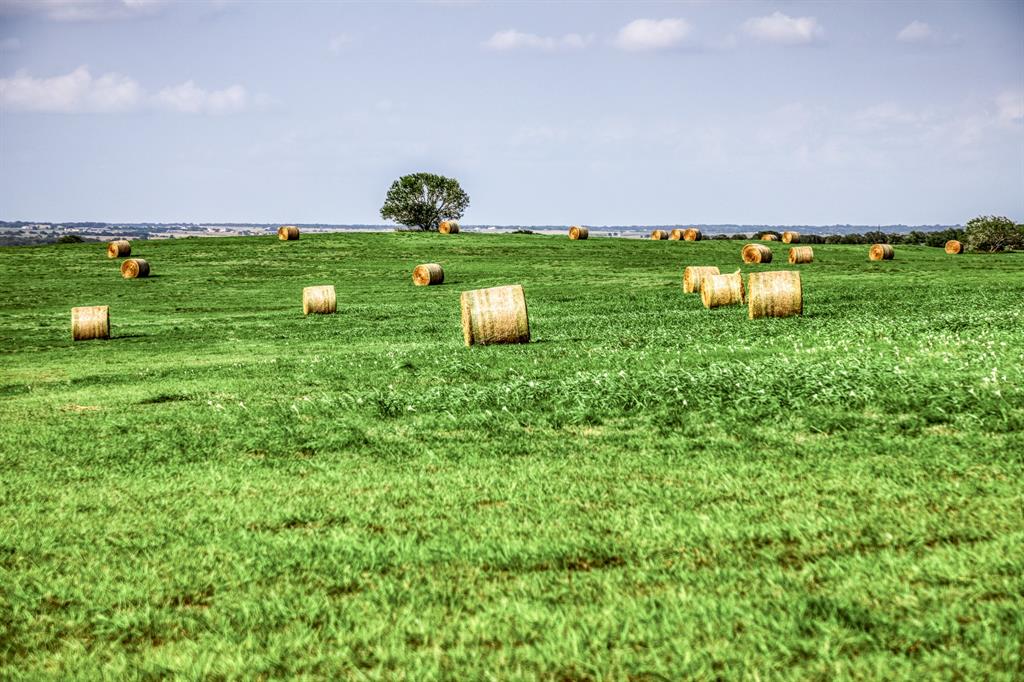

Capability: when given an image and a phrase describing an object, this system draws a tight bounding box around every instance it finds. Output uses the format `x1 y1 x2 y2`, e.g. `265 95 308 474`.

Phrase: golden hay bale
278 225 300 241
788 247 814 264
71 305 109 341
120 258 150 279
748 271 802 319
741 243 773 264
782 231 800 244
682 266 720 294
669 229 684 240
945 240 963 255
761 234 779 241
413 263 444 286
107 240 131 258
568 225 589 240
460 284 530 347
701 270 745 309
650 230 668 240
869 244 894 261
683 228 702 241
439 221 460 234
302 285 336 315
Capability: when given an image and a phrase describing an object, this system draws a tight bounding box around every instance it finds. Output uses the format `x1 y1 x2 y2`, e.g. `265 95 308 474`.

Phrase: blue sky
1 0 1021 225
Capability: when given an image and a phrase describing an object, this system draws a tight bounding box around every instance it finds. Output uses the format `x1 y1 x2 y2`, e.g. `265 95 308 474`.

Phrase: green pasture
1 233 1022 679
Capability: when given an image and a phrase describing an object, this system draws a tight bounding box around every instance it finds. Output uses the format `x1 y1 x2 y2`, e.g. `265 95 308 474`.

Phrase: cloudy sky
1 0 1021 225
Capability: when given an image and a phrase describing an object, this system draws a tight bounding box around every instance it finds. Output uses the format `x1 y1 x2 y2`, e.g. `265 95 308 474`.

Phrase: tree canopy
380 173 470 232
964 215 1023 253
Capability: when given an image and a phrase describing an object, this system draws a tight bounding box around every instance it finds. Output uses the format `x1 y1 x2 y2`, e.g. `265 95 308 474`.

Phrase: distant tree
380 172 470 231
964 215 1022 252
56 234 84 244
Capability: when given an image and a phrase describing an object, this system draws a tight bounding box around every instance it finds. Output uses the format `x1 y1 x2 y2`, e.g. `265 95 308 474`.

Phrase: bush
56 234 84 244
964 215 1022 252
923 228 965 248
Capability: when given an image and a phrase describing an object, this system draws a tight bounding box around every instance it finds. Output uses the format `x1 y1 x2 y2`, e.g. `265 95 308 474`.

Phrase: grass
1 232 1022 679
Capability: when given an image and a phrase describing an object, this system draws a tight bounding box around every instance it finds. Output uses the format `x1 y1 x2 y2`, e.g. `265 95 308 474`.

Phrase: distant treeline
710 228 967 247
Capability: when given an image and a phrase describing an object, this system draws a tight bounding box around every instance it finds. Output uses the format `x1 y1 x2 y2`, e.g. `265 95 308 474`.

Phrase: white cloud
996 91 1023 126
0 66 142 112
742 12 823 45
153 81 247 114
483 29 593 51
852 103 926 132
897 20 935 43
327 33 350 54
896 21 961 46
613 18 691 51
0 66 249 114
0 37 20 51
0 0 166 22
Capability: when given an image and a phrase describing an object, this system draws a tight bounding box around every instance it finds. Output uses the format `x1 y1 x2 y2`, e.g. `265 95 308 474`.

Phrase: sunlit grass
1 233 1022 678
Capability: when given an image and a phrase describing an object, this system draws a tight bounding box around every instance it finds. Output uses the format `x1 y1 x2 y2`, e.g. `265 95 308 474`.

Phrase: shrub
56 234 84 244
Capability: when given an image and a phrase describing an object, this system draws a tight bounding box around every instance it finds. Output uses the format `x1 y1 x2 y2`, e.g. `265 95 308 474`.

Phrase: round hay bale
650 230 668 240
413 263 444 286
741 243 773 264
669 229 684 240
568 225 589 240
701 271 745 309
682 266 720 294
683 228 702 241
120 258 150 279
945 240 963 255
278 225 300 241
439 221 460 234
302 285 336 315
788 247 814 264
460 284 530 347
107 240 131 258
869 244 894 261
748 271 802 319
761 234 779 241
782 231 800 244
71 305 110 341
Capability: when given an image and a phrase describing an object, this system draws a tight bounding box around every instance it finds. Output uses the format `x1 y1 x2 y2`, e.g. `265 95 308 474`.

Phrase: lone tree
380 172 469 231
964 215 1023 253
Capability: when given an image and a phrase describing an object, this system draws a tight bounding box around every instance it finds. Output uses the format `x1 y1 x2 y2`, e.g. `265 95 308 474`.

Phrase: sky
0 0 1022 226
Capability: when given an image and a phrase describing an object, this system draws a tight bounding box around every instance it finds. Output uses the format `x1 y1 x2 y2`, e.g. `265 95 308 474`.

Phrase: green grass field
1 233 1022 679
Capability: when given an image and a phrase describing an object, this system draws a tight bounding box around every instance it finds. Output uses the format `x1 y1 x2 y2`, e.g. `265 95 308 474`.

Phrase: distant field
1 233 1022 678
